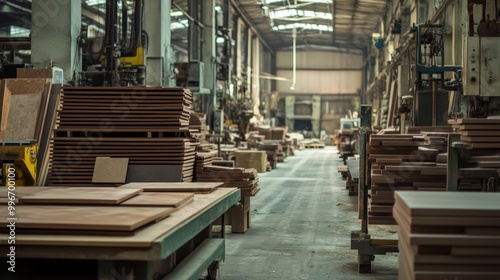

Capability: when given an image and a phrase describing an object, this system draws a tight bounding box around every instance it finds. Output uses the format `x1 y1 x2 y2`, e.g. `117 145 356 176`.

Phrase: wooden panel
0 78 50 140
92 157 129 183
0 205 174 231
120 192 194 208
0 188 237 248
119 182 222 194
19 188 141 205
394 191 500 278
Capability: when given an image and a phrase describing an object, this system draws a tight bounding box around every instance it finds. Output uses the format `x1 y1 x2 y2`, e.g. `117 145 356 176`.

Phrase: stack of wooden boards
0 183 222 236
394 191 500 280
196 165 259 196
449 118 500 149
194 151 217 179
47 87 196 186
368 134 444 225
257 126 287 141
258 140 282 169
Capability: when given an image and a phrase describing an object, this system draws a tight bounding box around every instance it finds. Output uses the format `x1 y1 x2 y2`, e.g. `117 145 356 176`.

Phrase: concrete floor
220 147 399 279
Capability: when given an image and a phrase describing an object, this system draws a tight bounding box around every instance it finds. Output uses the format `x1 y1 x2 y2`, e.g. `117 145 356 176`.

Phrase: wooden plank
120 192 194 208
0 78 50 140
395 191 500 217
119 182 222 194
92 157 129 183
19 188 141 205
0 205 174 232
0 188 237 248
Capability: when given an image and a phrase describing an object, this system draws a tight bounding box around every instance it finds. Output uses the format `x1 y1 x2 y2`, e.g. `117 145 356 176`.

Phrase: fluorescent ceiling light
171 19 189 30
86 0 106 6
272 23 333 31
265 0 330 3
170 11 184 17
269 9 332 20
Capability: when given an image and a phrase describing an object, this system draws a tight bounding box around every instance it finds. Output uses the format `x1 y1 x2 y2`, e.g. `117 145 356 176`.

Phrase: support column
145 0 173 86
252 37 260 117
202 0 216 103
246 29 252 100
31 0 81 83
235 17 243 98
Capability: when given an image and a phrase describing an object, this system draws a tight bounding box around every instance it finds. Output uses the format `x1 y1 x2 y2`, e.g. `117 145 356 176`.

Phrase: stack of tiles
47 87 195 186
394 191 500 280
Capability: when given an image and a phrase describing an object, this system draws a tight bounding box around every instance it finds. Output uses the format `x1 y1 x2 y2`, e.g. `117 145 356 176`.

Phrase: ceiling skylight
272 23 333 31
270 9 332 20
264 0 330 3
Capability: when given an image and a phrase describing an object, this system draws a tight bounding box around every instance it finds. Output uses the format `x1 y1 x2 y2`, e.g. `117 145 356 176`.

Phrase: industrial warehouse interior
0 0 500 279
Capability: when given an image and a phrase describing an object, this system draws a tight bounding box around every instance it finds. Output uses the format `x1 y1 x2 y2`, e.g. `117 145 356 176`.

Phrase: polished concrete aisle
219 147 398 279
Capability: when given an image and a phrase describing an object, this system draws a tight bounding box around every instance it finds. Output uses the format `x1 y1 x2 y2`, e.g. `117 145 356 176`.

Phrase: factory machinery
352 0 500 273
76 0 146 86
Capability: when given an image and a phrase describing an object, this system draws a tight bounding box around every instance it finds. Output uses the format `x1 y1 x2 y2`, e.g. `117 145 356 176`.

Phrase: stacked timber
194 151 217 179
368 134 443 225
0 186 198 236
258 126 287 141
47 87 195 186
448 118 500 149
197 165 260 196
394 191 500 280
258 140 281 169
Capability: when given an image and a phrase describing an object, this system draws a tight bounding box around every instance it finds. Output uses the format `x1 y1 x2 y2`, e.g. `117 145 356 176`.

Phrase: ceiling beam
230 0 274 54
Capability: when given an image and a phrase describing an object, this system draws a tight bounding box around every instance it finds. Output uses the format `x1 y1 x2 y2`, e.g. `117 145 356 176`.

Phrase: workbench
0 188 240 280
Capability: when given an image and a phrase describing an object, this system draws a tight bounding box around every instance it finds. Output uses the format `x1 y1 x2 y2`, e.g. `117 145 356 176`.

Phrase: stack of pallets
394 191 500 280
47 87 195 186
368 134 443 225
196 165 260 196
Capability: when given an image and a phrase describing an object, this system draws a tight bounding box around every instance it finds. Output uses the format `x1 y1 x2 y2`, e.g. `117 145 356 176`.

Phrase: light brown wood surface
0 188 237 250
119 182 222 193
120 192 194 207
19 188 141 205
0 205 174 231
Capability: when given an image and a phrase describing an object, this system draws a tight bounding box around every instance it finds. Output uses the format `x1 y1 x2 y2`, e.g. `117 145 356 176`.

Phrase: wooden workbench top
0 188 240 260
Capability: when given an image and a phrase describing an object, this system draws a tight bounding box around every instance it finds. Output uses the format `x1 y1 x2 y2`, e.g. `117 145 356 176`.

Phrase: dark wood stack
246 131 264 149
47 137 196 186
368 134 442 225
257 127 287 141
420 132 448 152
394 191 500 280
259 140 282 169
194 151 217 179
449 118 500 149
196 165 259 196
57 87 192 132
47 87 195 186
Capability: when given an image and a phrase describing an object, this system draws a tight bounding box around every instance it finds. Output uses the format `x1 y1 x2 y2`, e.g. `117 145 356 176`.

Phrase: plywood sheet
120 192 194 208
19 188 141 205
92 157 129 183
395 191 500 217
119 182 222 193
0 205 174 231
0 78 49 140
